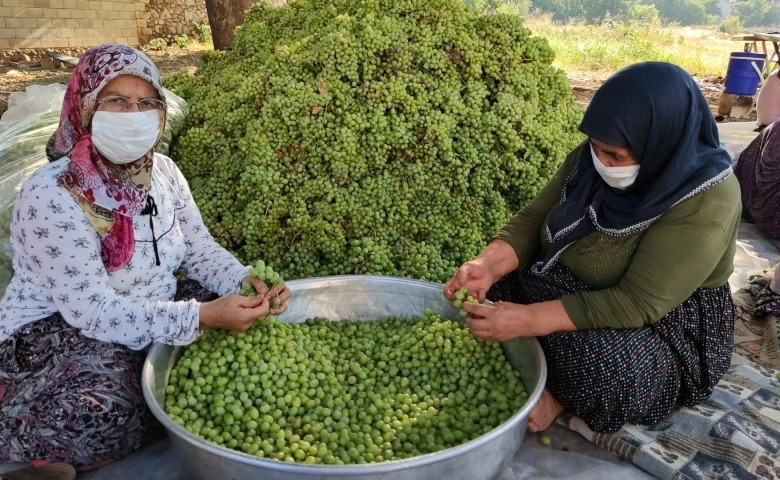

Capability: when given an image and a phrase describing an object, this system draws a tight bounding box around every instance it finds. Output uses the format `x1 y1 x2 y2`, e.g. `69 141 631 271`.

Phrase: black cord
141 195 160 267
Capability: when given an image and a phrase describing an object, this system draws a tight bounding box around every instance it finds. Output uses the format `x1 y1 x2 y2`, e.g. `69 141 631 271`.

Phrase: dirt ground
0 48 757 124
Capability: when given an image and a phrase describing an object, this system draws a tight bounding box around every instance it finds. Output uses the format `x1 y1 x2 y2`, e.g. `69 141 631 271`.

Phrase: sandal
0 463 76 480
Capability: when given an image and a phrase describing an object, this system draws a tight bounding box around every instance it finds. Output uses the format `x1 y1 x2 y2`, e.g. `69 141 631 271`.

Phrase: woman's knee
541 329 680 410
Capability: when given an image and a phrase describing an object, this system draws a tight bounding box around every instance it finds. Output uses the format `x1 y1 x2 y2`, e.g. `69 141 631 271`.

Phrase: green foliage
464 0 531 15
651 0 718 25
168 0 583 282
719 15 743 34
175 35 189 48
193 21 213 44
626 3 660 24
732 0 780 28
148 37 168 50
531 0 630 22
530 0 718 25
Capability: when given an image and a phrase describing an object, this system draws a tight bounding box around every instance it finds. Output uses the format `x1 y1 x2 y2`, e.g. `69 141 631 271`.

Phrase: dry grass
525 14 738 80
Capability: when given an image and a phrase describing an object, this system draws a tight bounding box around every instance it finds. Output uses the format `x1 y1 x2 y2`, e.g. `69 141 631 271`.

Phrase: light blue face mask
590 144 640 190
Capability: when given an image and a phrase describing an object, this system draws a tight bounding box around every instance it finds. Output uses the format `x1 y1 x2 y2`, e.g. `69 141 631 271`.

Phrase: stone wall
0 0 212 50
138 0 209 44
0 0 142 50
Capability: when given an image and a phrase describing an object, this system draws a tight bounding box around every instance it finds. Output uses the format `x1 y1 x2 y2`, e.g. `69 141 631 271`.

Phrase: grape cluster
167 0 583 283
452 287 479 318
240 259 284 307
165 312 528 464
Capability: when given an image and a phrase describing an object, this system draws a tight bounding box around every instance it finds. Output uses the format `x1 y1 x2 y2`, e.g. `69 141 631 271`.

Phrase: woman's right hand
443 259 496 303
198 294 270 332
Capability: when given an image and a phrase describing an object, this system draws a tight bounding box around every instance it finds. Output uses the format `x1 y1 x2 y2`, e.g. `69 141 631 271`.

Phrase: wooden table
731 33 780 76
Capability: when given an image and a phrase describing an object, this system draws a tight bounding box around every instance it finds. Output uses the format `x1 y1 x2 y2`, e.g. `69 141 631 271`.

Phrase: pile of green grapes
168 0 583 282
165 312 528 464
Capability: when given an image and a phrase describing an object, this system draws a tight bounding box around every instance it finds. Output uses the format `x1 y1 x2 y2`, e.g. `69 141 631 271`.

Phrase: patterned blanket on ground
558 271 780 480
734 271 780 369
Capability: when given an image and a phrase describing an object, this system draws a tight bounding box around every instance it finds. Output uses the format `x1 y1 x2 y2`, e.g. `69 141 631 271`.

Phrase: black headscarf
533 62 733 274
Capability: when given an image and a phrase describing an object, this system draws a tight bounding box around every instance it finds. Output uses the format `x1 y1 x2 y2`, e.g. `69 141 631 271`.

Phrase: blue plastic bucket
724 52 765 95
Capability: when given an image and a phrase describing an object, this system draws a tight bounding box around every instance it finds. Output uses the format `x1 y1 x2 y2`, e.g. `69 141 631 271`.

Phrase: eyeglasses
97 95 167 112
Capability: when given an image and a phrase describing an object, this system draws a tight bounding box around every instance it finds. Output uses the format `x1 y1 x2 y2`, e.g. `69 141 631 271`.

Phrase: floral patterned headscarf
46 44 166 272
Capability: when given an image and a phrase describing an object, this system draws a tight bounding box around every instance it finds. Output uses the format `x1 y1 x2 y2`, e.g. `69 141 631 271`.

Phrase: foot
527 388 564 433
1 463 76 480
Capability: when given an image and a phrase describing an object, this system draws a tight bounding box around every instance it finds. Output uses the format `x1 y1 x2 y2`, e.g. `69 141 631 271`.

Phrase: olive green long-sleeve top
495 143 741 330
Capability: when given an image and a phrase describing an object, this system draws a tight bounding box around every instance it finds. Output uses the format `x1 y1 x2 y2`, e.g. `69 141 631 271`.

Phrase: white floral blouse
0 154 248 350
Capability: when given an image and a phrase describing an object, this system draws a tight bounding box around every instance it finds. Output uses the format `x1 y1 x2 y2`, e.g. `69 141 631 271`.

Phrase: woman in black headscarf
444 62 740 433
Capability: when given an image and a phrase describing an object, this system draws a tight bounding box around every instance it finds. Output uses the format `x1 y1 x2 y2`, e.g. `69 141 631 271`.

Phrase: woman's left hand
243 275 268 297
241 275 292 315
461 301 526 342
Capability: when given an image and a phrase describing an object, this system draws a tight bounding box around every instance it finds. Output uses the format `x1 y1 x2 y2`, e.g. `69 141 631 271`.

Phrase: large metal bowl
142 275 546 480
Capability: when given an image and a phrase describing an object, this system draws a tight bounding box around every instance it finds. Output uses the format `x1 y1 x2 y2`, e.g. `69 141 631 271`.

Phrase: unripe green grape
165 314 529 464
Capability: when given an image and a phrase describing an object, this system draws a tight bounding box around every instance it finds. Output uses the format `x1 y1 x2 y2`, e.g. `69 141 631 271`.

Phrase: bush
719 15 743 34
465 0 531 15
531 0 629 22
147 38 167 50
626 3 660 24
174 35 188 48
167 0 583 282
732 0 780 28
192 21 213 45
652 0 719 25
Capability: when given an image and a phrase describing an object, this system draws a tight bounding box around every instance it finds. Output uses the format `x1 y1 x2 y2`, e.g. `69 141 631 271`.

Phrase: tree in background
529 0 581 20
465 0 531 14
582 0 631 21
529 0 721 24
651 0 719 24
204 0 254 50
731 0 780 28
626 3 661 23
531 0 629 22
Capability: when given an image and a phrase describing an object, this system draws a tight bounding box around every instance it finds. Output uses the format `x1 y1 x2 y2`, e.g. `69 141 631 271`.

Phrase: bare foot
527 388 564 433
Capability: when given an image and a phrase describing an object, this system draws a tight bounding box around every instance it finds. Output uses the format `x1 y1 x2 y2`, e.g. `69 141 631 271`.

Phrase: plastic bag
0 85 189 296
157 88 189 157
0 84 66 127
0 86 64 295
729 222 780 293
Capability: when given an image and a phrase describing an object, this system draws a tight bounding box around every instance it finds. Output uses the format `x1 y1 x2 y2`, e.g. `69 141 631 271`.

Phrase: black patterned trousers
488 262 735 433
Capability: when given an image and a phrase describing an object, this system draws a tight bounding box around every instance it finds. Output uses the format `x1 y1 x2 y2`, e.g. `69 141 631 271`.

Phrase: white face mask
590 144 640 190
91 110 161 164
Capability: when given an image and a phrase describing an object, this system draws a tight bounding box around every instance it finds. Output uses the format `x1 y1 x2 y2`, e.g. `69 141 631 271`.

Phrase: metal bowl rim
142 274 547 474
